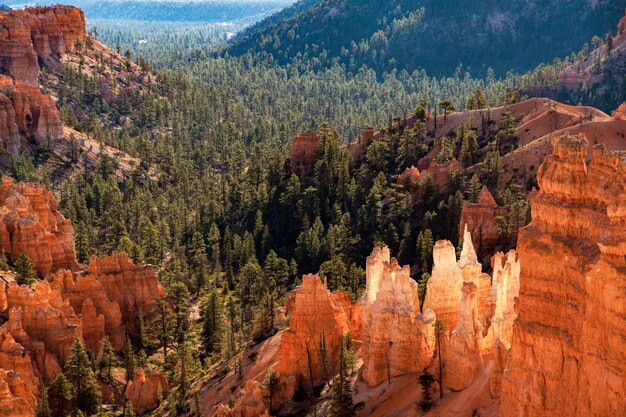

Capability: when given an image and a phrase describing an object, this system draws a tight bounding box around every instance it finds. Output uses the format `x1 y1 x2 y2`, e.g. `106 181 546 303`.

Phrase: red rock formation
18 6 86 58
613 103 626 120
4 280 79 381
276 275 348 387
82 252 165 338
0 6 84 154
0 12 38 85
0 368 35 417
9 80 63 146
0 177 78 276
215 380 270 417
423 240 463 330
50 269 124 351
501 134 626 417
445 282 483 391
0 6 86 84
459 186 509 266
360 247 435 387
0 75 64 155
125 368 168 413
0 78 21 154
483 250 519 358
0 281 6 313
289 132 320 176
0 334 39 408
397 165 420 189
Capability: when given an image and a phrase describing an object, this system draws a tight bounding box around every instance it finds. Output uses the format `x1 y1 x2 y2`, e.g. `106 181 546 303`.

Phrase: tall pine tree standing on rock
328 335 356 417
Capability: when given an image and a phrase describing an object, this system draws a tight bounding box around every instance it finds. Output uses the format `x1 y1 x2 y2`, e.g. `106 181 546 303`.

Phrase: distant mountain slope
224 0 626 76
520 12 626 113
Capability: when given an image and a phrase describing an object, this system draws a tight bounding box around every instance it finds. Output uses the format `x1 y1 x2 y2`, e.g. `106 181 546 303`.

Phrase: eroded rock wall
0 6 85 84
501 135 626 417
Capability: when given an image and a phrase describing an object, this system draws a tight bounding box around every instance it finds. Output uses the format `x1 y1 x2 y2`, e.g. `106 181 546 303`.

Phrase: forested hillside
224 0 625 76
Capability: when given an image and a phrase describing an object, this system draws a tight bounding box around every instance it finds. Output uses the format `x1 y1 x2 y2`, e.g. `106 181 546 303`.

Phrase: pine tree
434 320 446 400
201 289 222 355
47 373 72 417
14 253 37 285
438 100 455 122
149 296 173 358
328 335 356 417
169 282 191 348
124 402 136 417
124 336 136 382
466 175 482 202
418 370 435 410
65 338 101 415
35 388 51 417
263 369 280 414
415 229 434 274
96 337 116 380
459 130 479 167
75 221 95 263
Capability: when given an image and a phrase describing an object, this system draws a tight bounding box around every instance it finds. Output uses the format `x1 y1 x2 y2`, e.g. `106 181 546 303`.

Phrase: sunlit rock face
82 252 165 339
0 177 78 277
444 281 483 391
423 240 462 331
360 247 435 387
501 135 626 417
49 269 124 351
220 274 352 417
0 6 86 85
125 368 168 414
276 274 349 386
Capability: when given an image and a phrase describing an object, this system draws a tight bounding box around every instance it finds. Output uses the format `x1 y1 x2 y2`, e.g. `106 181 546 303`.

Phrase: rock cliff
82 253 165 338
0 77 64 153
422 240 463 331
501 134 626 417
49 269 124 351
444 282 483 391
0 177 78 276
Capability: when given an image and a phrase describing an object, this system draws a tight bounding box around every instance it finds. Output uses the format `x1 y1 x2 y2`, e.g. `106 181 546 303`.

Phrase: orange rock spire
501 134 626 416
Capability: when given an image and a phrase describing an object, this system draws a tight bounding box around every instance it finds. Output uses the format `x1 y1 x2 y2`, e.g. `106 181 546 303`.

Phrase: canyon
0 4 624 417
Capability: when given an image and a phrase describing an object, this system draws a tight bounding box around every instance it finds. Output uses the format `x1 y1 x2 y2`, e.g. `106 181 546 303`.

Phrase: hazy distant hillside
4 0 295 22
224 0 625 76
